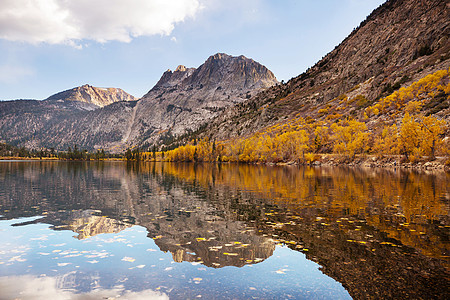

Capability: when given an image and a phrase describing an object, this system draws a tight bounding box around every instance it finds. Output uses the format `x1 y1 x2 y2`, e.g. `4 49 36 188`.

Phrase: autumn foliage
137 68 449 164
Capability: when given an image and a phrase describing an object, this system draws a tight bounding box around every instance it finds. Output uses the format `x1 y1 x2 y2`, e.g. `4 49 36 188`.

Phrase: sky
0 0 386 100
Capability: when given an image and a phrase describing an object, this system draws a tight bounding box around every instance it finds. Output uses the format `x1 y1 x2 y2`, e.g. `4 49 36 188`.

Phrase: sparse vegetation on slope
192 0 449 146
158 69 449 167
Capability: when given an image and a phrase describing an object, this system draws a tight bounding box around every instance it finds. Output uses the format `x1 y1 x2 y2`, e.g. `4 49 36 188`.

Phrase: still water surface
0 161 448 299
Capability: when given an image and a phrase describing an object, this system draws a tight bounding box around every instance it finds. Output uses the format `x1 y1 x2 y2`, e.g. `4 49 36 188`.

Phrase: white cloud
0 0 202 45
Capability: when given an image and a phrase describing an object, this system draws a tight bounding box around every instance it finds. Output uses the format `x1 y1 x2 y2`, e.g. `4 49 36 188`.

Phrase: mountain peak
175 65 187 72
208 53 230 60
46 85 136 107
189 53 278 90
148 53 277 97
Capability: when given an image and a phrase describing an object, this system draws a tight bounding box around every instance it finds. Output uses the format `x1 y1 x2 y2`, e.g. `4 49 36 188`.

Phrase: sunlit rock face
46 84 136 107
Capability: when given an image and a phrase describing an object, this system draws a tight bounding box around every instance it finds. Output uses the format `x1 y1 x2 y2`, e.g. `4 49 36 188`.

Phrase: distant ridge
46 84 136 107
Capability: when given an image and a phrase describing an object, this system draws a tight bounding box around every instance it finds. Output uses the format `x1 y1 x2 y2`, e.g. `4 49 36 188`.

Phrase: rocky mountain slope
0 99 98 149
0 54 277 151
126 53 278 148
46 84 136 107
198 0 449 141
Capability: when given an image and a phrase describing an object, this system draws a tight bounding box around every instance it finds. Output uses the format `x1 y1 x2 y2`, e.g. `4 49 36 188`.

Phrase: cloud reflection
0 275 169 300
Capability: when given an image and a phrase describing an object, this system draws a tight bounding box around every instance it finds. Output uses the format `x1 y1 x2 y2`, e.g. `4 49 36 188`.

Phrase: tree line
0 143 119 160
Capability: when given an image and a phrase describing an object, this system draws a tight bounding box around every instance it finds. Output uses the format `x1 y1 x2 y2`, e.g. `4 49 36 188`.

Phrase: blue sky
0 0 386 100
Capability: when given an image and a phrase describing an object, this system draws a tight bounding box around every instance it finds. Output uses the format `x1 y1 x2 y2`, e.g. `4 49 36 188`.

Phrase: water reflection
0 275 169 300
0 161 448 299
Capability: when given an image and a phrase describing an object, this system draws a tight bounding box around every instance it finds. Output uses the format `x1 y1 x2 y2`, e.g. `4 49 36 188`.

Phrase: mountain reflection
0 161 448 299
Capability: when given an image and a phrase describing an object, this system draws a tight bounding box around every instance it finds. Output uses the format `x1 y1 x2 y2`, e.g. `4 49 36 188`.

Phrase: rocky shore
306 155 449 172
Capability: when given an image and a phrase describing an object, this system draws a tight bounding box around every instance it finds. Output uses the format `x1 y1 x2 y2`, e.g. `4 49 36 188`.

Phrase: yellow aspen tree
418 115 446 159
331 120 368 159
373 124 398 157
293 130 309 162
313 125 330 153
398 112 421 161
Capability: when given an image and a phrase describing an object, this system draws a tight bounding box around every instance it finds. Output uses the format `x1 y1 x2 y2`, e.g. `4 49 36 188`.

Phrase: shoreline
0 157 123 162
1 155 448 172
299 154 449 172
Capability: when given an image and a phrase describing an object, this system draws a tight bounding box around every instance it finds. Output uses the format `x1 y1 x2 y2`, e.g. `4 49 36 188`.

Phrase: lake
0 161 448 299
